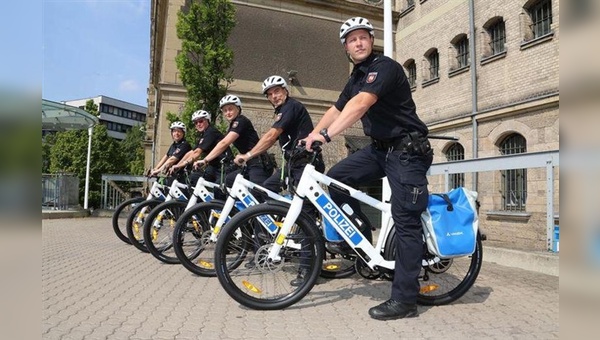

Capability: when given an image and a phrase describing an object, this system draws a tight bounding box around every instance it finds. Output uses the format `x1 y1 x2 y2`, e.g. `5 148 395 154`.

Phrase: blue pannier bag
421 187 478 258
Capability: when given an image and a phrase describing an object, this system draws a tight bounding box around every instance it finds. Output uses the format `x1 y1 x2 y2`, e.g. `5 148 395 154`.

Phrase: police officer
304 17 433 320
170 110 232 190
234 75 324 194
234 75 324 286
148 121 192 179
195 95 273 188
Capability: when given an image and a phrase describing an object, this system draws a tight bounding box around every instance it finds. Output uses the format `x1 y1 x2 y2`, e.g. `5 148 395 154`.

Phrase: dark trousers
327 144 432 304
225 163 273 189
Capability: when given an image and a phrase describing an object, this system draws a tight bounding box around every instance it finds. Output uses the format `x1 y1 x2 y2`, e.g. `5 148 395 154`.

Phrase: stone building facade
147 0 559 251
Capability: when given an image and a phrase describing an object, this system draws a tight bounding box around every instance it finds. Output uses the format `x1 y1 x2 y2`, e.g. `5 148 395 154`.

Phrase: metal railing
100 174 149 210
42 173 80 210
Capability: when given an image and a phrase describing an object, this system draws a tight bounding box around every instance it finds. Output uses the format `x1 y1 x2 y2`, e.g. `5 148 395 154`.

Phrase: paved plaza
42 217 558 339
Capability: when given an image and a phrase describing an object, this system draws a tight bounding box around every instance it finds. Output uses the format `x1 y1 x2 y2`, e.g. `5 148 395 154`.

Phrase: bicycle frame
267 164 397 269
209 172 291 242
149 176 222 229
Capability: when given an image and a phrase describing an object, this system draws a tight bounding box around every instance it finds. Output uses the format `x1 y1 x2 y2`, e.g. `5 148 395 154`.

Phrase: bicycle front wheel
214 203 324 310
112 197 145 245
173 200 238 277
143 200 187 264
125 199 162 253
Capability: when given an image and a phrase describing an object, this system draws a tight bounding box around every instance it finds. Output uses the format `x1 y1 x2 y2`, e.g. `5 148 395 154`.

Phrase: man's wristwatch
319 128 331 143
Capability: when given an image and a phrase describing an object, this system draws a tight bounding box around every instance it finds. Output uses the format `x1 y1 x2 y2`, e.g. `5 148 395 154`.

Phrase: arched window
403 59 417 88
499 133 527 211
450 34 469 70
483 17 506 57
523 0 553 41
423 48 439 81
445 143 465 189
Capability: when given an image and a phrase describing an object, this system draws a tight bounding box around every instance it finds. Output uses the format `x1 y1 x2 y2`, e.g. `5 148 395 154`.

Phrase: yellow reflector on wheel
152 228 158 241
242 280 262 294
324 264 340 270
274 221 283 228
198 260 214 269
420 284 440 294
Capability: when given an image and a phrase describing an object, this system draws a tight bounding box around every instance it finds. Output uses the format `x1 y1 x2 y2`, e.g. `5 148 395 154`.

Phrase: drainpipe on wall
151 86 159 167
383 0 393 57
469 0 479 191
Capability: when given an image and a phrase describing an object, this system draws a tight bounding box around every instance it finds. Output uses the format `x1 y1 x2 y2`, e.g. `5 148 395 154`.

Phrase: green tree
120 126 146 175
49 125 127 208
175 0 236 129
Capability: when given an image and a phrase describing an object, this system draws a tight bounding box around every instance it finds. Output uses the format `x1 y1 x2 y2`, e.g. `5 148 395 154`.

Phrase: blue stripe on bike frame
315 195 362 245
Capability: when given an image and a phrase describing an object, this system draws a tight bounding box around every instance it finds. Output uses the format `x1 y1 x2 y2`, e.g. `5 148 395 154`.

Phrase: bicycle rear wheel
214 203 324 310
125 199 162 253
143 200 187 264
384 229 483 305
417 233 483 305
172 200 238 277
112 197 145 245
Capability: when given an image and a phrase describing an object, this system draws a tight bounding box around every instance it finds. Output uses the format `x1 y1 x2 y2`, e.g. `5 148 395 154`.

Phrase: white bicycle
213 144 483 310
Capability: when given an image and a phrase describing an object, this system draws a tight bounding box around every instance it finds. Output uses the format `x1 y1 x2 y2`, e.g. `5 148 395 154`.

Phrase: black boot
368 299 418 320
290 268 308 287
325 241 353 255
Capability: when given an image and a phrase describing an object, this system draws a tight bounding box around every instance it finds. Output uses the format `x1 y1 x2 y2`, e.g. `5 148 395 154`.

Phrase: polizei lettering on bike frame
316 195 362 245
242 194 278 233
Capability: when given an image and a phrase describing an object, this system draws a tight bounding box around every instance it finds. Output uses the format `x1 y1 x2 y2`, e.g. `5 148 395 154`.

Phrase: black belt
372 132 432 156
371 135 411 151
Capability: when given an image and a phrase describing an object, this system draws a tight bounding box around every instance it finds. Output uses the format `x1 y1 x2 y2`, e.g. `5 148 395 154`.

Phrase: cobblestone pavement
42 217 558 339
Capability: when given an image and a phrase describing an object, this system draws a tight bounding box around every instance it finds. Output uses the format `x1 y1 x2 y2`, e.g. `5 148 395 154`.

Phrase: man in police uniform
234 75 324 194
235 75 324 285
170 110 232 190
148 121 192 180
304 17 433 320
195 95 273 188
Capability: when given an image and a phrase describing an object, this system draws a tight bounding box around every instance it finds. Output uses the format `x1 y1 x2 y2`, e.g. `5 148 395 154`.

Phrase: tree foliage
48 125 128 208
175 0 236 128
120 127 146 175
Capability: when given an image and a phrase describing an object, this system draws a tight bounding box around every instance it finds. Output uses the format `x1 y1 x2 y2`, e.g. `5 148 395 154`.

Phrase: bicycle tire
125 199 162 253
383 228 483 306
214 203 324 310
112 197 145 245
142 200 188 264
172 200 239 277
319 209 374 279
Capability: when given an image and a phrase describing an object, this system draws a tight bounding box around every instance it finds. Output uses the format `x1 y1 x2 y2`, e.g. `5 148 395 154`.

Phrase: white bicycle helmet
219 95 242 108
261 75 288 94
191 110 211 122
169 121 186 133
339 17 374 44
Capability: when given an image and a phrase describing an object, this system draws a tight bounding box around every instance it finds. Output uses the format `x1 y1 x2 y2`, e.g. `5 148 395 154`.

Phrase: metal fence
100 174 148 210
42 173 80 210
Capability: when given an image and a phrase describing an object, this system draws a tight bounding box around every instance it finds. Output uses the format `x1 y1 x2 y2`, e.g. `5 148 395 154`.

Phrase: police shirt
228 115 260 154
335 53 428 140
166 139 192 161
195 125 231 167
271 97 314 154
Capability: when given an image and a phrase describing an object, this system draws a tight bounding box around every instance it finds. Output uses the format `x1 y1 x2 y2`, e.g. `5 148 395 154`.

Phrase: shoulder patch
198 138 204 145
366 72 378 84
232 121 239 129
275 113 282 122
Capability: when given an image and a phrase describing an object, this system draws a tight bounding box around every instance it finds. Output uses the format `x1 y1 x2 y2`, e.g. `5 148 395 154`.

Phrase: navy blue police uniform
262 97 325 193
224 115 273 187
166 139 192 184
327 52 433 305
189 125 232 189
